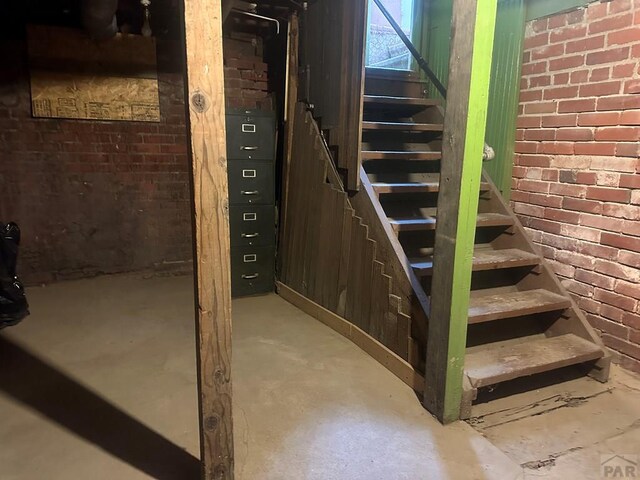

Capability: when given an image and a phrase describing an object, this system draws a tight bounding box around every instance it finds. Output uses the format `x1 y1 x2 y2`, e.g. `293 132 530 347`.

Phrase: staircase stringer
351 169 431 350
280 103 420 364
480 172 611 381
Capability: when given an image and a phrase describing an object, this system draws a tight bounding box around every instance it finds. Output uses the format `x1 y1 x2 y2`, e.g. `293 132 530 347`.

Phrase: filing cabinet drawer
227 161 274 205
226 111 275 161
231 246 275 297
229 205 275 247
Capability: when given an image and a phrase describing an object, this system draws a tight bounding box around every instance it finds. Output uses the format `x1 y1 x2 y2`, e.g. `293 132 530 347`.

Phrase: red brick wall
223 33 272 110
513 0 640 373
0 38 192 285
0 28 273 285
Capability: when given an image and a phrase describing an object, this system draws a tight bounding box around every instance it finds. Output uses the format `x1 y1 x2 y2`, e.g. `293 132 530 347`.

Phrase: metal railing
371 0 496 160
371 0 447 99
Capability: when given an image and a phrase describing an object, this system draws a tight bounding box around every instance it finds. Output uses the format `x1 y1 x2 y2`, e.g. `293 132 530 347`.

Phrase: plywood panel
27 25 159 122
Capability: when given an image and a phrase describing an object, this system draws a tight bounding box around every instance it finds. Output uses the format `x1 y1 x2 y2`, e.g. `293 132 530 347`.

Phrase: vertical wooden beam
338 0 367 191
181 0 234 478
278 12 299 278
424 0 498 424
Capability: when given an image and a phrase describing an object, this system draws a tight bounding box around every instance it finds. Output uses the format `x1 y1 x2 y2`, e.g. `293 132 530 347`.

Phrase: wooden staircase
360 74 610 416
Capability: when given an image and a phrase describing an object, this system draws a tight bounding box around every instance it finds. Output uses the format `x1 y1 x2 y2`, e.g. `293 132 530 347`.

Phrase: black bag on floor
0 222 29 328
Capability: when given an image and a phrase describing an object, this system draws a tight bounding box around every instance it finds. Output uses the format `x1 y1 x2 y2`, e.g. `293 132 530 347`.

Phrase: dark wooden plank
424 0 499 424
389 212 512 233
304 0 365 190
277 12 299 280
336 203 354 317
303 135 328 299
181 0 234 477
351 168 431 346
361 150 442 161
363 95 441 107
324 187 346 310
359 234 376 333
345 216 364 324
339 0 367 190
396 312 412 361
284 104 312 285
378 274 395 352
465 334 604 388
468 289 571 324
373 181 490 195
411 248 540 277
362 121 444 132
277 281 426 392
369 260 386 341
312 184 332 304
390 294 411 361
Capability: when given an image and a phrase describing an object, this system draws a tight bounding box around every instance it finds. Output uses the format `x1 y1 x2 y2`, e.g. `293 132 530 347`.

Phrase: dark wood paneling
279 103 413 360
301 0 366 190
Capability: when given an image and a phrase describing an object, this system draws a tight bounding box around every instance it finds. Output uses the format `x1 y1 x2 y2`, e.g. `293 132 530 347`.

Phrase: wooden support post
338 0 367 191
181 0 234 478
277 12 299 278
424 0 498 424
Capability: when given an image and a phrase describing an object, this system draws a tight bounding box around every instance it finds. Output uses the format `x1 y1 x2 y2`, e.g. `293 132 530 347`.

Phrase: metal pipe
371 0 447 99
232 9 280 34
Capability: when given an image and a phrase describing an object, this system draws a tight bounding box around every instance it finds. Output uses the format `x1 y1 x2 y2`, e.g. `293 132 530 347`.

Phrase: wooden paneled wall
279 103 411 360
300 0 367 191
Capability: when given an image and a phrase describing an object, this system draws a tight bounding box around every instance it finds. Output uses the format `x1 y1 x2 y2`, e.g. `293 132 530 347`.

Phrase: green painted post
424 0 498 424
423 0 527 197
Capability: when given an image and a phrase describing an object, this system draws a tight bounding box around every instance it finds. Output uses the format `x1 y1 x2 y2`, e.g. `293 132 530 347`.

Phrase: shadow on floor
0 335 200 480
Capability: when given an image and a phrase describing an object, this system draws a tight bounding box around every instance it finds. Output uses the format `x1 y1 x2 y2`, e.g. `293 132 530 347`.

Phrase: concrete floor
470 363 640 479
0 273 638 479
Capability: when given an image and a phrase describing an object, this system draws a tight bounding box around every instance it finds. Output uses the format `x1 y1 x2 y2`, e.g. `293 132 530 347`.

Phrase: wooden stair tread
411 248 541 276
362 150 442 161
389 212 513 232
465 334 604 388
468 288 570 324
471 212 515 227
373 181 440 194
362 121 444 132
373 181 489 195
363 95 440 107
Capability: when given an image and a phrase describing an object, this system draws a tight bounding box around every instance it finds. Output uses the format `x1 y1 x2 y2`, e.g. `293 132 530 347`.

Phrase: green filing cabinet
226 109 276 297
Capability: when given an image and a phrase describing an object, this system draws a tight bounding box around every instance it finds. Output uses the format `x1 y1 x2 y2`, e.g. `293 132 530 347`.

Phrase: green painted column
424 0 498 424
423 0 526 197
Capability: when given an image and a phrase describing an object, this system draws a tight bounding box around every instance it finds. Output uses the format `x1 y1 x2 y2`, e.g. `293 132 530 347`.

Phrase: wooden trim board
277 281 425 393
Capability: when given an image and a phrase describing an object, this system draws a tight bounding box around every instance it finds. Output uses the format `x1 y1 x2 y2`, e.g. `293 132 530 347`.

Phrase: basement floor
0 273 638 479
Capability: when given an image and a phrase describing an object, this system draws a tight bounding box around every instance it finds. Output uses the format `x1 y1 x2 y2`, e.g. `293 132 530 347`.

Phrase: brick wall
223 32 272 110
513 0 640 373
0 27 273 285
0 39 192 285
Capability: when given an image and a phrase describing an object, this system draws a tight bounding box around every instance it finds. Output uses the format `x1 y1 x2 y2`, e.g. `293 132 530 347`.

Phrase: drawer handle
241 190 259 196
242 273 259 280
242 233 260 238
241 146 258 151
